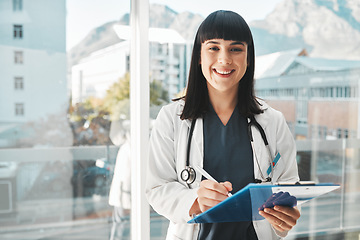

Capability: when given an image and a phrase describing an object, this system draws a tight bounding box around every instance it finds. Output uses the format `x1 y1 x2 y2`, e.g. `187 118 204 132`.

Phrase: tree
102 72 169 120
150 79 169 105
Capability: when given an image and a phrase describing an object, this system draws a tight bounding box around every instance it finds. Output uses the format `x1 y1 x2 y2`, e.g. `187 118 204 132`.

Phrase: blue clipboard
188 182 340 224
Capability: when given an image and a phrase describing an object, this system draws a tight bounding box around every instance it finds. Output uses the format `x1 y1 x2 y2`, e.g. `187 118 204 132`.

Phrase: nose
217 50 232 64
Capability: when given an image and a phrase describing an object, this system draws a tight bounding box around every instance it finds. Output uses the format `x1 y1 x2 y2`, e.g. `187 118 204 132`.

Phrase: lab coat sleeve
273 110 300 238
145 106 198 224
274 111 299 183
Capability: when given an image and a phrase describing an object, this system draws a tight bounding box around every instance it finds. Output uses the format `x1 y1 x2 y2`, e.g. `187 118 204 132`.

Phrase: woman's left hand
259 206 300 232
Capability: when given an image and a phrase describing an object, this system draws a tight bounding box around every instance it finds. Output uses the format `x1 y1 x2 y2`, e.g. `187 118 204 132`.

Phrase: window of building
126 55 130 72
326 87 333 98
344 86 351 98
337 128 342 138
15 103 24 116
14 51 23 64
351 86 358 98
14 77 24 90
13 0 23 11
336 86 343 98
13 24 23 38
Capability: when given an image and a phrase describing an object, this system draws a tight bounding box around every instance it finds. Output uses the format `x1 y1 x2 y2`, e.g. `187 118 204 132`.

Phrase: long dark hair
179 10 263 120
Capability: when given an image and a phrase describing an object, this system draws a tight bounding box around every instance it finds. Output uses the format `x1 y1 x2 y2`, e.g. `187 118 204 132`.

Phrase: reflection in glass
1 0 360 239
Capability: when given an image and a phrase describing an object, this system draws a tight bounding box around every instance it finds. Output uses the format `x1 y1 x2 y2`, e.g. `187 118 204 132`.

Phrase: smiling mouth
213 68 235 76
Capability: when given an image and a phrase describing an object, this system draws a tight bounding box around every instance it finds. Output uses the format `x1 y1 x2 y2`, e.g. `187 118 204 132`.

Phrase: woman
146 10 300 240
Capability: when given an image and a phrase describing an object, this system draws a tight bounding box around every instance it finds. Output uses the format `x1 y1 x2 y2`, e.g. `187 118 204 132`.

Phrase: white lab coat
109 139 131 210
145 100 299 240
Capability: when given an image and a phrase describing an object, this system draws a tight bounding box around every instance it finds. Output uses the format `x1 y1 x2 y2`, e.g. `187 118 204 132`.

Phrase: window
15 103 24 116
126 55 130 72
14 51 23 64
13 0 23 11
14 77 24 90
2 1 360 239
336 86 343 98
13 25 23 38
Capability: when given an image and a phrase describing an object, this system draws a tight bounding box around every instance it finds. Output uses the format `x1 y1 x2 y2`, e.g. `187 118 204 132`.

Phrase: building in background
71 41 130 103
0 0 68 148
71 25 187 105
255 49 360 140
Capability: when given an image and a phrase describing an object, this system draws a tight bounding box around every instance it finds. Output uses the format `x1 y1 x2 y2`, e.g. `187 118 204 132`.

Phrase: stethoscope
180 116 274 185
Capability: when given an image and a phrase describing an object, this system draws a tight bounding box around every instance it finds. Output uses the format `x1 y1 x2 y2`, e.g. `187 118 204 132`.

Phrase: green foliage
150 79 169 105
70 72 169 122
102 72 169 120
103 72 130 113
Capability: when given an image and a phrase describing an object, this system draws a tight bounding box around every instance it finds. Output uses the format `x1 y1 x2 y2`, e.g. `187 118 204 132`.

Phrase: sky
66 0 283 51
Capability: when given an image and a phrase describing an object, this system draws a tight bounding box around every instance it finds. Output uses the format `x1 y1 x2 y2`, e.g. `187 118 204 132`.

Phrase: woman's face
200 39 248 95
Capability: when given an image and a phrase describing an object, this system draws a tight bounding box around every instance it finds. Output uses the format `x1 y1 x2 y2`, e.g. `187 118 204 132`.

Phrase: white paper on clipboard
271 184 340 205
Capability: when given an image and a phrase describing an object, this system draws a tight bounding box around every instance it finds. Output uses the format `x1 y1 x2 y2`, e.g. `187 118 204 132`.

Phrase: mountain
249 0 360 59
67 4 203 67
67 0 360 68
67 21 121 67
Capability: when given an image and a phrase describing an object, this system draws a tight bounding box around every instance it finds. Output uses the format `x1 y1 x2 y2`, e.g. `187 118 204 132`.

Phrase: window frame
13 0 23 11
14 51 23 64
14 76 24 90
13 24 23 39
15 103 24 116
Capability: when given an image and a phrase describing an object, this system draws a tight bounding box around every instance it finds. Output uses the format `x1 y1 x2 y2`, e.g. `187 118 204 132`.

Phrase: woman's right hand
189 180 232 216
197 180 232 213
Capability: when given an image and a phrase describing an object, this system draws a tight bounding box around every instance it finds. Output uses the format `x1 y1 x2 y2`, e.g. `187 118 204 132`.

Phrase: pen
194 165 232 197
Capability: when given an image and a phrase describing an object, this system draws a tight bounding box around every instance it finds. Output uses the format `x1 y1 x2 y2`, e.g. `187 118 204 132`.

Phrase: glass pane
146 0 360 239
2 0 360 239
0 0 130 239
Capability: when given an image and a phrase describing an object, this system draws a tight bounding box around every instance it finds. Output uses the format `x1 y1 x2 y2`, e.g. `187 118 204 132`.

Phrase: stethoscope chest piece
181 166 196 185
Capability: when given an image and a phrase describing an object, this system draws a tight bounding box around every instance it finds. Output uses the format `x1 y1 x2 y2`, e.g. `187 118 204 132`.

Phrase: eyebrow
205 41 245 46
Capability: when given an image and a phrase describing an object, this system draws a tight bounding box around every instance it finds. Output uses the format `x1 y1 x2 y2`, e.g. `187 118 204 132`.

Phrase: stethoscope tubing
182 116 274 184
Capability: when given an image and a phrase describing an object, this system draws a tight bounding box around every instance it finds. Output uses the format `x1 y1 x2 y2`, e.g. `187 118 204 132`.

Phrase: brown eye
231 48 243 52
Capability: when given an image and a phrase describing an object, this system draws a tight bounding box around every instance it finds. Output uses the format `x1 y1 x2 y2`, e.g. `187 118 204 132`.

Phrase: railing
0 139 359 239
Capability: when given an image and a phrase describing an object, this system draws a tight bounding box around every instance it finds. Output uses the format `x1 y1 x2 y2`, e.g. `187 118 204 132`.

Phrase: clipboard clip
276 181 316 186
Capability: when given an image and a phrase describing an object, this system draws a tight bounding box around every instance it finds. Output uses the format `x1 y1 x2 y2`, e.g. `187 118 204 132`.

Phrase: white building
0 0 67 147
71 41 130 103
71 25 187 105
255 49 360 139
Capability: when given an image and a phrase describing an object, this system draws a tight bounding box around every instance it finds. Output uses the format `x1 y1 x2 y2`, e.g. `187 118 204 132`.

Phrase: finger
262 208 297 228
198 197 221 210
197 197 222 212
197 187 225 212
200 180 229 196
259 210 291 231
220 181 233 192
271 221 287 232
197 186 228 202
274 205 300 220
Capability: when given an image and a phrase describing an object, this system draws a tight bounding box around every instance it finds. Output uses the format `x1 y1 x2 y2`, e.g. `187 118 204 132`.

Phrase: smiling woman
200 39 248 108
1 0 360 239
145 10 300 240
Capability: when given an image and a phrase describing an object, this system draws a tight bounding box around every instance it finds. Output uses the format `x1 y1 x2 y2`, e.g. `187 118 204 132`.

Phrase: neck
208 86 238 115
207 85 238 126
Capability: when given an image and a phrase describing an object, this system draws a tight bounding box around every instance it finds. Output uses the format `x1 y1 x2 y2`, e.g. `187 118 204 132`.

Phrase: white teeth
215 69 232 74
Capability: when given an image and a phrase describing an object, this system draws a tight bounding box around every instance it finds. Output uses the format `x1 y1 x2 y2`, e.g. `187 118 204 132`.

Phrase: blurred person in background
109 120 131 240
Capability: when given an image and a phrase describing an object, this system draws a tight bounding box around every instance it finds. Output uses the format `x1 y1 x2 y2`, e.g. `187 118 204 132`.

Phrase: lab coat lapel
251 124 266 180
192 118 204 167
252 111 271 181
184 118 203 186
